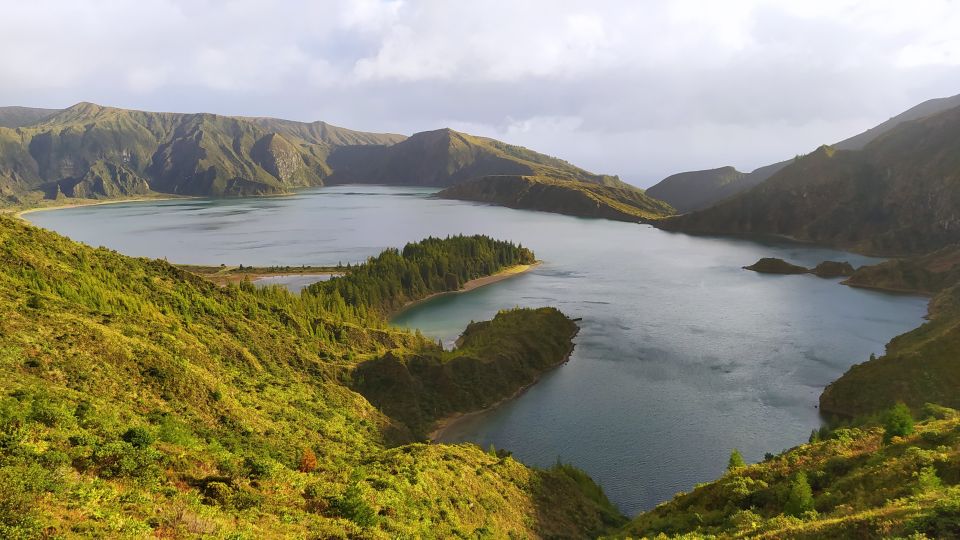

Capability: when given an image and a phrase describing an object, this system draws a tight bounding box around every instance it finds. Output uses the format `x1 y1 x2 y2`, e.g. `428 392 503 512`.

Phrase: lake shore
12 195 193 220
392 261 541 317
428 326 578 442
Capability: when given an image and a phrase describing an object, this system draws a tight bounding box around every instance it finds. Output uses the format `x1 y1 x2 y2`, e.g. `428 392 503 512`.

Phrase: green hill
621 410 960 538
658 103 960 256
0 215 622 538
648 93 960 213
0 106 60 128
328 128 623 188
437 174 674 221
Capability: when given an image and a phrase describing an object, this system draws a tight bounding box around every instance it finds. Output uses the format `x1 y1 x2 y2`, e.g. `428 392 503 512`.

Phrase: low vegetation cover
0 215 620 538
621 406 960 538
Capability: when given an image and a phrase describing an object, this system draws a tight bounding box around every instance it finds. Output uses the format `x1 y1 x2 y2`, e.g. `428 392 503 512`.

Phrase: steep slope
658 104 960 256
0 215 622 538
649 93 960 212
438 174 674 221
328 128 622 188
622 411 960 538
0 106 61 128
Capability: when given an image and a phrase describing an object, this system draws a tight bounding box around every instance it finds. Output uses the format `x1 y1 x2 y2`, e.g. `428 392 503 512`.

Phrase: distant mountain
0 102 404 201
0 103 626 206
646 166 746 213
657 102 960 256
438 174 674 221
0 106 60 128
648 93 960 212
327 128 621 188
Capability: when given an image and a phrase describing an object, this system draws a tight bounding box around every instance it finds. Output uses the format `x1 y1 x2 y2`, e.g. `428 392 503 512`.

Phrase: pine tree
783 471 815 516
727 449 745 471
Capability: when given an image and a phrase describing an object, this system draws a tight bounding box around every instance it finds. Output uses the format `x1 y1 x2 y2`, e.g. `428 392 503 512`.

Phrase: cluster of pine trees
304 235 534 317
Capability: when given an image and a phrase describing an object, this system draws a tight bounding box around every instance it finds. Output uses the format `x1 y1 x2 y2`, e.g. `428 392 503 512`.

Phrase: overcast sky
2 0 959 186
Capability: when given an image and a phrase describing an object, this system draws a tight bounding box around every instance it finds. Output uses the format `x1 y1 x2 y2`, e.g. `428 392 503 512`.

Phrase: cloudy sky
2 0 959 186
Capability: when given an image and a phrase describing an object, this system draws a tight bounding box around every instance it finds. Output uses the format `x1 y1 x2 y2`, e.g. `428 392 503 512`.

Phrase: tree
783 471 814 516
727 449 746 471
298 447 318 473
884 402 915 442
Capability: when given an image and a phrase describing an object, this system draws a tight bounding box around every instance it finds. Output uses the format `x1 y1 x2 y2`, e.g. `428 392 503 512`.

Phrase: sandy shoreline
427 325 579 442
12 195 193 220
392 261 541 318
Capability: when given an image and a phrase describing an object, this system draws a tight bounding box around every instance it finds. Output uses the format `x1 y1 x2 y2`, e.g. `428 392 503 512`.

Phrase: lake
25 185 929 515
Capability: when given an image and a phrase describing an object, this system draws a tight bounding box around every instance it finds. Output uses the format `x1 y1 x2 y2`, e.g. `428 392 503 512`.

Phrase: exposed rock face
70 160 151 199
251 133 320 185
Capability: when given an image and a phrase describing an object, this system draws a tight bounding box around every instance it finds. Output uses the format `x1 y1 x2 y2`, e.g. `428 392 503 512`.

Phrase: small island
743 257 809 274
744 257 856 277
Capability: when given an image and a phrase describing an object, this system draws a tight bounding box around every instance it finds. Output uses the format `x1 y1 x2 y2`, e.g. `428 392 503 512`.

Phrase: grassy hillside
0 215 621 538
621 410 960 538
437 174 674 221
0 106 60 128
659 103 960 256
328 128 622 188
648 92 960 214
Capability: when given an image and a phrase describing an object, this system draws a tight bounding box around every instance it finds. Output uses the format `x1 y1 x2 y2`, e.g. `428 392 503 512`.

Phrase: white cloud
0 0 958 181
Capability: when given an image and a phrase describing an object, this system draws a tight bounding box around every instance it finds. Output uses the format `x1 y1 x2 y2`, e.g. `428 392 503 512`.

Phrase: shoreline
13 195 194 220
428 325 579 442
391 261 542 317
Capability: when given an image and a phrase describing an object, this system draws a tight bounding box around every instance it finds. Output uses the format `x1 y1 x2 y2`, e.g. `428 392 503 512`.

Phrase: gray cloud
1 0 959 186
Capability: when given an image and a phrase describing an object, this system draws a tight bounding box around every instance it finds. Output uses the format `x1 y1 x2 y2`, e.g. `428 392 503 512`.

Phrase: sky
1 0 959 187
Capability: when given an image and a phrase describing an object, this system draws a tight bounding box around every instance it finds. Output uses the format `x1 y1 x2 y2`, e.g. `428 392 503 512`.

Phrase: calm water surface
27 186 928 515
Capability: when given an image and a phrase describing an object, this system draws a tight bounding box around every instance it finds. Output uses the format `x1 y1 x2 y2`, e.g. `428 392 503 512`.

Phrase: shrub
329 482 377 527
884 402 915 442
728 449 746 471
783 472 815 517
121 426 155 448
299 448 318 473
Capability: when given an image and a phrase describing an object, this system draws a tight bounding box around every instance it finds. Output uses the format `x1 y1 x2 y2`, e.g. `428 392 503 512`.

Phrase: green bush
884 402 915 442
783 472 815 517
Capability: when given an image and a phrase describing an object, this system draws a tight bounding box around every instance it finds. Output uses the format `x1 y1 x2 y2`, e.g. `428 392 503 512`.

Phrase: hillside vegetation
437 174 674 221
621 409 960 538
0 215 621 538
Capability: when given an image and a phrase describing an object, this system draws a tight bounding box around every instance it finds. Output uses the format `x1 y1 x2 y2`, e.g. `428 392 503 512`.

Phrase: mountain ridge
648 92 960 213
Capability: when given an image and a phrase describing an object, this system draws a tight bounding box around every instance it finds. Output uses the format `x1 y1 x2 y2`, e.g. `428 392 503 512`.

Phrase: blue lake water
25 185 929 515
